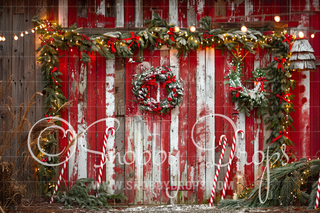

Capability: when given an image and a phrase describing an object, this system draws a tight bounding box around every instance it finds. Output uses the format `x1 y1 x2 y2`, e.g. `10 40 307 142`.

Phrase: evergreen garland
32 13 298 194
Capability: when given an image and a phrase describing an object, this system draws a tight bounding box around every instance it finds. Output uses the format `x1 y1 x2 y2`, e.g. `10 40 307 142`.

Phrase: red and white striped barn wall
55 0 320 204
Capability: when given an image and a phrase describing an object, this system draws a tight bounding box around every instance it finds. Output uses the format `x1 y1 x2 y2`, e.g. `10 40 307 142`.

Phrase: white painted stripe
301 71 310 158
205 47 215 199
97 0 106 28
135 0 143 27
169 0 178 26
58 0 68 27
196 49 206 201
106 59 115 194
169 49 180 204
115 0 124 28
134 117 144 204
78 63 88 179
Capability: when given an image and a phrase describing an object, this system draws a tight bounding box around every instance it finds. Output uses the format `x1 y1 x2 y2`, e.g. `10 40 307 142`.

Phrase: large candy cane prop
221 130 244 200
96 127 115 197
315 172 320 209
50 131 73 204
209 135 227 206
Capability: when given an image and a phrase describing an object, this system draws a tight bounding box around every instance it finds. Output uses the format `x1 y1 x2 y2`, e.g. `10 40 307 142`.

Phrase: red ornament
168 97 172 101
162 70 165 74
173 88 176 92
174 94 177 97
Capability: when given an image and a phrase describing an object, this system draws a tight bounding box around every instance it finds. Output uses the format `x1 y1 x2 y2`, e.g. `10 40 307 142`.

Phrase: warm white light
20 32 24 37
2 36 5 41
274 16 280 22
31 29 35 33
189 26 196 32
241 25 247 33
174 26 180 33
0 37 3 41
25 31 28 35
14 35 18 40
311 33 315 38
298 31 304 38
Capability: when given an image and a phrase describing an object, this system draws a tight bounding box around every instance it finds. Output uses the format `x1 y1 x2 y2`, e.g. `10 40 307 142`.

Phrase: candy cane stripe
315 172 320 209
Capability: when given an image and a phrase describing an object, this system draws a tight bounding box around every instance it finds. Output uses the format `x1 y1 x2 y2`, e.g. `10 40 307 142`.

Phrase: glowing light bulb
174 26 180 33
20 32 24 37
14 35 18 40
241 25 247 33
311 33 315 38
25 31 28 35
274 16 280 22
189 26 196 32
298 31 304 38
31 29 35 33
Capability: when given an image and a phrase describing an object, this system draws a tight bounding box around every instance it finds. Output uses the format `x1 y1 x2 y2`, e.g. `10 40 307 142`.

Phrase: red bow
256 77 267 91
51 67 59 85
45 114 53 122
107 37 117 53
163 75 176 88
272 130 291 143
276 93 292 105
283 34 293 52
229 86 243 97
168 28 175 42
273 57 286 70
123 32 140 50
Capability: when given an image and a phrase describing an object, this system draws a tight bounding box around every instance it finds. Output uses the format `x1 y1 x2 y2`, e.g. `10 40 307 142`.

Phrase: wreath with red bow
132 66 183 114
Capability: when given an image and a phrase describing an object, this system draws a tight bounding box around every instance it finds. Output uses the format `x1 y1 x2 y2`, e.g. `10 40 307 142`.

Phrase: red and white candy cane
209 135 227 207
50 131 73 204
221 129 244 200
315 172 320 209
96 127 115 197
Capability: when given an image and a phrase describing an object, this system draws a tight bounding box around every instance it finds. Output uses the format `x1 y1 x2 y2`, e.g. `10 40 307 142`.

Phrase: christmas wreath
132 66 183 114
225 49 269 117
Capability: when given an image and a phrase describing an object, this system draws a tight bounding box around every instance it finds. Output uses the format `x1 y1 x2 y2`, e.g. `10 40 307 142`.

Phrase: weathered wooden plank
244 0 253 21
58 47 69 187
124 58 135 204
243 51 254 187
168 0 178 26
226 0 245 22
87 0 97 28
196 49 206 203
160 49 170 204
68 0 77 27
187 0 196 27
169 49 180 204
178 0 187 28
77 0 87 28
96 0 105 27
151 50 161 204
196 0 205 27
124 0 134 28
187 50 197 204
68 47 81 182
134 115 144 204
115 0 124 28
142 0 152 23
87 52 97 180
12 13 25 172
58 0 68 27
105 0 115 28
105 58 116 194
142 49 153 204
205 47 215 200
96 55 107 183
178 54 189 203
114 56 125 195
135 0 143 27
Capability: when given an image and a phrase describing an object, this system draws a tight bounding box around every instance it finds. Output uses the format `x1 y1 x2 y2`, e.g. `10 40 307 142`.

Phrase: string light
25 31 28 35
14 35 18 40
241 25 247 33
174 26 180 33
31 29 35 33
20 32 24 37
311 33 315 38
274 16 281 22
189 26 196 32
298 31 304 38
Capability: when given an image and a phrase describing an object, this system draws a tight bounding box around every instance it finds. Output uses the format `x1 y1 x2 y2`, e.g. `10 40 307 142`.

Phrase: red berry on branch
173 88 176 92
168 97 172 101
162 70 165 74
174 94 177 97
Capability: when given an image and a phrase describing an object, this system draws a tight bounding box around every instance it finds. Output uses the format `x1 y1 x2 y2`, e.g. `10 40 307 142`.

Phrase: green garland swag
32 13 297 192
132 66 183 114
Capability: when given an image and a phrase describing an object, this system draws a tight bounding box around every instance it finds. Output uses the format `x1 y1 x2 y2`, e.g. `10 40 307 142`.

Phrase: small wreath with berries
132 66 183 114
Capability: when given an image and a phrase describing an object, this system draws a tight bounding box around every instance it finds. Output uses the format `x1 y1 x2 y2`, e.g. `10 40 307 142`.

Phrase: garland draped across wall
32 14 296 194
